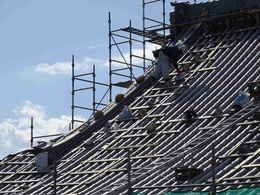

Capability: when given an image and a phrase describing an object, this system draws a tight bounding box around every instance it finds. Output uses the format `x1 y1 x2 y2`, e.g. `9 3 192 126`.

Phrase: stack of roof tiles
0 7 259 195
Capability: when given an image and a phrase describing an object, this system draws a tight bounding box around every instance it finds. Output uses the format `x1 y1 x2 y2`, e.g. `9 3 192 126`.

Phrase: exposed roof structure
0 2 260 195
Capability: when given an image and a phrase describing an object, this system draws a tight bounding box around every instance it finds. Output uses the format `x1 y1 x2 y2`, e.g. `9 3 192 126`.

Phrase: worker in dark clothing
162 46 183 72
151 45 183 82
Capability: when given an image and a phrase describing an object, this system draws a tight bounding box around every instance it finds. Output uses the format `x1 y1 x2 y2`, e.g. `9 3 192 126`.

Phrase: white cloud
0 101 85 158
14 100 45 118
35 57 103 75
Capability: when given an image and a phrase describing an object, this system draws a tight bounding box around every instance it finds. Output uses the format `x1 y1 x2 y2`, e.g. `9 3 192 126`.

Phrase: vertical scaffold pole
71 55 75 130
108 12 112 102
142 0 146 72
30 117 33 148
93 64 96 115
163 0 166 40
127 149 132 195
53 160 57 195
129 20 133 81
211 143 217 195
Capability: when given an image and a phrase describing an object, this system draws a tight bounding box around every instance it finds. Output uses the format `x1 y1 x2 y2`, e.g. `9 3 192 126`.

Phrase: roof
0 10 260 195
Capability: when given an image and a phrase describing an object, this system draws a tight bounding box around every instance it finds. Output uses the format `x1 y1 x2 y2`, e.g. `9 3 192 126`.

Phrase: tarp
219 188 260 195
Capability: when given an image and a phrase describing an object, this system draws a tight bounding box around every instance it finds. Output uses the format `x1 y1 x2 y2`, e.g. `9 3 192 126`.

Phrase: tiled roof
0 17 259 195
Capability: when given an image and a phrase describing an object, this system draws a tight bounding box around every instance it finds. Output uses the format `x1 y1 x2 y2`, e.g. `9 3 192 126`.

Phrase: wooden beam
169 66 218 76
0 162 31 165
0 171 38 175
107 144 158 151
242 164 260 168
82 154 164 163
224 175 260 181
218 153 253 159
2 180 40 184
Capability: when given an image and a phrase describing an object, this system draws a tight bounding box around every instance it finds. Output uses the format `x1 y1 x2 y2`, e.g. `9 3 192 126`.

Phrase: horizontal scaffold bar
74 72 93 78
33 134 62 139
144 0 161 5
112 33 143 43
74 105 96 111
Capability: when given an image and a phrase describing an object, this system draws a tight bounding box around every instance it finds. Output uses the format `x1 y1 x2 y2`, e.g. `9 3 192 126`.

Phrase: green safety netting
219 188 260 195
134 188 260 195
161 192 208 195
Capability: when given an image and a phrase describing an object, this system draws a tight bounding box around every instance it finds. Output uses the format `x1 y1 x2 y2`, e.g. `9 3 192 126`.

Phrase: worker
163 45 183 69
152 48 171 82
184 109 197 124
118 105 133 121
151 44 183 82
230 91 250 115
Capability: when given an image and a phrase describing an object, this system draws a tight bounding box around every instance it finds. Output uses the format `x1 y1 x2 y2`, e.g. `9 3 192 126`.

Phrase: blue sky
0 0 199 158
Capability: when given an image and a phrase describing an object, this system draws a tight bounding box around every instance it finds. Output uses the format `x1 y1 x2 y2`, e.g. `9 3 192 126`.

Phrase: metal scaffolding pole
109 12 112 102
127 149 132 195
92 65 96 115
163 0 166 40
129 20 133 81
211 143 217 195
53 160 57 195
30 117 33 148
71 55 75 130
143 0 146 72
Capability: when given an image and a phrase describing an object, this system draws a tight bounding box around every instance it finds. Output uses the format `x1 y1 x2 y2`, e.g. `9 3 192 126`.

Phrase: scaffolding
109 14 147 101
108 0 170 100
71 55 109 129
70 0 169 127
